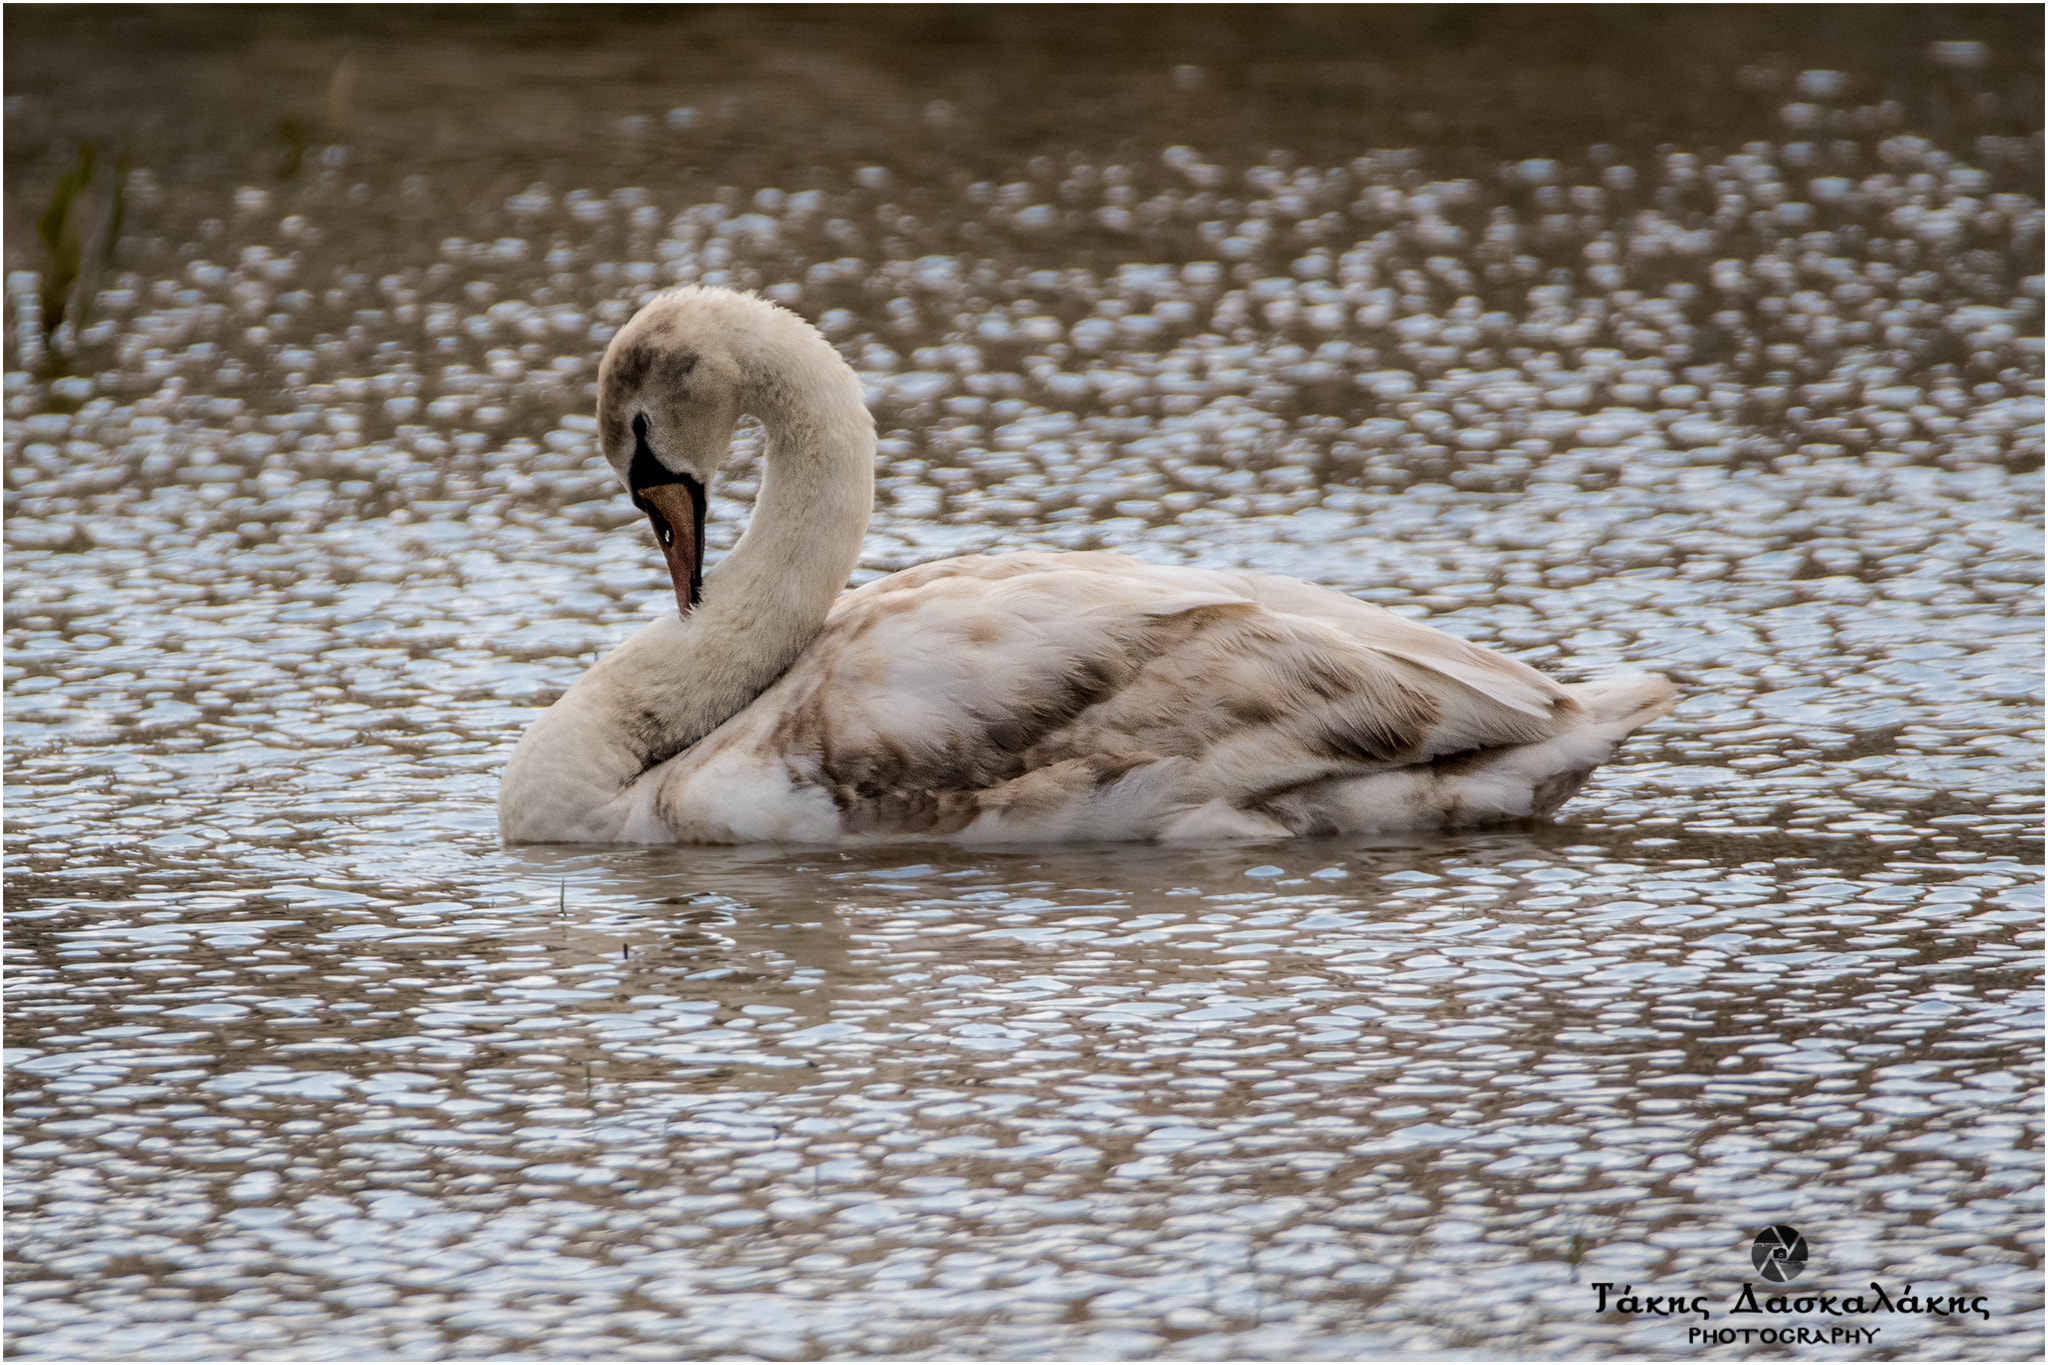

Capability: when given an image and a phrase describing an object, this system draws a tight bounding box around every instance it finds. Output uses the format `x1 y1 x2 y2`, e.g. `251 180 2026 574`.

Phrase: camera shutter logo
1750 1225 1809 1283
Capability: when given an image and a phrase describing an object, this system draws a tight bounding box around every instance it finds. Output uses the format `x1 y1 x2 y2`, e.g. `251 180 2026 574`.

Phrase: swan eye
649 510 674 547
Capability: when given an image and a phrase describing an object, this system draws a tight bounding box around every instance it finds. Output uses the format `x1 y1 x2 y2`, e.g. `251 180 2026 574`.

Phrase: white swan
499 286 1675 844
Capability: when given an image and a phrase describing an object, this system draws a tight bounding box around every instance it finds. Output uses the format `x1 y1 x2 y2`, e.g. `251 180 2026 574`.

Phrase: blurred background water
4 6 2041 1360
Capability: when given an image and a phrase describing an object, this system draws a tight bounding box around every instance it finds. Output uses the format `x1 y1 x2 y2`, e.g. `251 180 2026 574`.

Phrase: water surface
5 9 2041 1360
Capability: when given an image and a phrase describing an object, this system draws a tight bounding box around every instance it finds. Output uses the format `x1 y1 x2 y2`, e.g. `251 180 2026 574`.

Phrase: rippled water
6 10 2042 1360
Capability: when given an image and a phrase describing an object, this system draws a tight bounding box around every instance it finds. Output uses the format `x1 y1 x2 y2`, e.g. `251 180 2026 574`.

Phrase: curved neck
696 357 876 666
500 340 873 843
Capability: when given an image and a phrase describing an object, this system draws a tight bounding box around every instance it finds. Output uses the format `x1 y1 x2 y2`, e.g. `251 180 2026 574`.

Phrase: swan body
499 287 1674 844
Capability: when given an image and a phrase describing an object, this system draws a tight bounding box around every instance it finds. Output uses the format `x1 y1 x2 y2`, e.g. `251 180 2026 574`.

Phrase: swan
499 286 1675 844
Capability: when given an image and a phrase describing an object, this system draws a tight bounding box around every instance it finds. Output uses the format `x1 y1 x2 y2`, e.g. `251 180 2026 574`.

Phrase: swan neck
700 333 875 653
499 308 872 844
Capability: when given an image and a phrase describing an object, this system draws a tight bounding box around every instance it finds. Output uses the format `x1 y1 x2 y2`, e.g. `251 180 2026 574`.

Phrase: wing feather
663 551 1649 841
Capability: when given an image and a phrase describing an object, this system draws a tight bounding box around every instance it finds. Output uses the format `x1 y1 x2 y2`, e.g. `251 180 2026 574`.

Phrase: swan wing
1221 569 1572 720
651 553 1610 841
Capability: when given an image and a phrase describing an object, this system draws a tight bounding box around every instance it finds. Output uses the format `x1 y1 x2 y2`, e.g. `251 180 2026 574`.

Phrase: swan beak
636 481 704 618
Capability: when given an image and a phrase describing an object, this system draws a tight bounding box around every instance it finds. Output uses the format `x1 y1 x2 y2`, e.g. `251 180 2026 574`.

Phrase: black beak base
627 416 708 613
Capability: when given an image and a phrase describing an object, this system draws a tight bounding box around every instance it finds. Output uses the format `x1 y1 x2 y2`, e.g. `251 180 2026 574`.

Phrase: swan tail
1564 672 1679 732
1264 673 1676 833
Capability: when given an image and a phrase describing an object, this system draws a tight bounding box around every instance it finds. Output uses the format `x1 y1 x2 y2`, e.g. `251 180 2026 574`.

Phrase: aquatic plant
34 142 128 359
34 143 94 346
277 116 309 178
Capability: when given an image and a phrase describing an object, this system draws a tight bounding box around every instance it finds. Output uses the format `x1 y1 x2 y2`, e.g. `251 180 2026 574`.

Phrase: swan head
596 289 758 618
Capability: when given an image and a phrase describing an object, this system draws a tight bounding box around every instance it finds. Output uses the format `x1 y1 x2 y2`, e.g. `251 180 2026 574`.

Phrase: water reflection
6 7 2042 1361
10 831 2039 1356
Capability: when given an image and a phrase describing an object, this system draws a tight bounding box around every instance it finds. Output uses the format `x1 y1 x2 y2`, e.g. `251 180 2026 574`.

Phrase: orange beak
635 481 704 618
